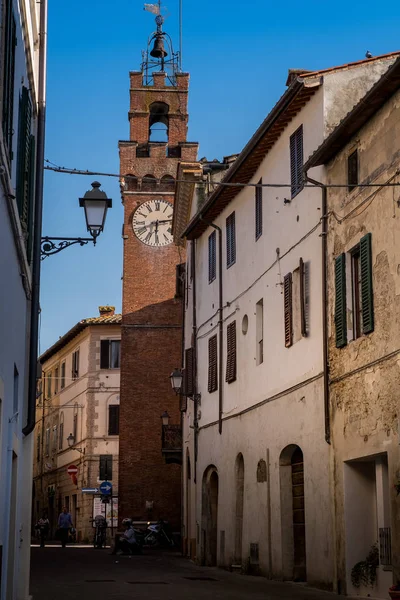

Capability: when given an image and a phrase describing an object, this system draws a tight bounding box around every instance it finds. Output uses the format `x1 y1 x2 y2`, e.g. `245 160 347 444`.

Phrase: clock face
132 199 174 247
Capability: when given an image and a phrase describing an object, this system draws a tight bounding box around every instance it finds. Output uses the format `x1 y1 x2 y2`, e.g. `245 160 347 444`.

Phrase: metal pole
179 0 182 70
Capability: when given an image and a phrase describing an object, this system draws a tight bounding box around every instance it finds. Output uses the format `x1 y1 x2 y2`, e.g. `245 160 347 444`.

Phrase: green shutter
360 233 374 334
27 135 36 262
335 254 347 348
16 87 32 231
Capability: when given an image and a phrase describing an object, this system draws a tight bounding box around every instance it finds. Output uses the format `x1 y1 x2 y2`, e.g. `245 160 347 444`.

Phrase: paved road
30 546 346 600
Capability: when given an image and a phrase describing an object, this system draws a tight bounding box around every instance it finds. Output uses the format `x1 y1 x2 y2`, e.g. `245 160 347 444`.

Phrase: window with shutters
208 335 218 393
226 212 236 268
255 179 262 240
16 88 35 252
347 149 358 192
108 405 120 436
54 366 59 395
284 273 293 347
60 361 66 389
99 455 113 481
72 349 80 380
185 347 194 396
226 321 237 383
45 428 50 456
100 340 121 369
256 300 263 365
46 372 52 399
59 413 64 450
209 231 216 283
335 233 374 347
52 424 58 453
290 125 304 198
292 258 308 343
2 0 16 158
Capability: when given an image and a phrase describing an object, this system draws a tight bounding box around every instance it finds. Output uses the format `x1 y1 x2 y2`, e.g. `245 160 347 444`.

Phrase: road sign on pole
99 481 112 495
67 465 78 475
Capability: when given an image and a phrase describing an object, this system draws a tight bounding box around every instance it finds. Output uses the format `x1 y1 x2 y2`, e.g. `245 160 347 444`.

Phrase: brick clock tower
118 9 198 529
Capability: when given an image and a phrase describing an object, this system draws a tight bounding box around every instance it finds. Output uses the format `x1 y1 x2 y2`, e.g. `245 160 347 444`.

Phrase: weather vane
144 1 168 30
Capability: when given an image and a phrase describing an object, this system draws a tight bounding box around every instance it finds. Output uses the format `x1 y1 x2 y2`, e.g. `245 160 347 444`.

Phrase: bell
150 35 168 59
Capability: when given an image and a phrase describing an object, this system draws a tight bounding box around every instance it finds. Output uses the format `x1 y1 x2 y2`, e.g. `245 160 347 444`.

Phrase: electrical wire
43 160 400 189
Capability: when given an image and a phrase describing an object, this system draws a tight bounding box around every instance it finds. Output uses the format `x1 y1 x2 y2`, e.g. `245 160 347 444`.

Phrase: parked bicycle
144 519 175 548
93 515 107 549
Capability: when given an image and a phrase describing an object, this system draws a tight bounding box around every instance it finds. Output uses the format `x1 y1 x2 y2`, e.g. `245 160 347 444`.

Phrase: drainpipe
304 172 330 444
191 240 198 484
199 217 223 435
23 0 47 436
180 258 186 549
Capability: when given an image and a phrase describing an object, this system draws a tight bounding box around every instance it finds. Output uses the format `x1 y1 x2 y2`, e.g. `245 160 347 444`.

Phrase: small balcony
162 424 182 465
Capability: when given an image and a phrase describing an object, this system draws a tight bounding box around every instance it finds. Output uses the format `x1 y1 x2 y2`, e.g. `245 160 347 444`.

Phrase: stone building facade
305 56 400 598
173 52 400 590
33 307 121 543
117 30 198 528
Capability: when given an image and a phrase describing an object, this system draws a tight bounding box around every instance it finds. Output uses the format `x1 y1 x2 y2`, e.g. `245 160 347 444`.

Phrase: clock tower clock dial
132 199 173 247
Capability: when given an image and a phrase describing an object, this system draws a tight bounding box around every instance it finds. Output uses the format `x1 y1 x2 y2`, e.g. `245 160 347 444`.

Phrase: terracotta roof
40 313 122 364
304 56 400 169
183 77 320 240
298 51 400 79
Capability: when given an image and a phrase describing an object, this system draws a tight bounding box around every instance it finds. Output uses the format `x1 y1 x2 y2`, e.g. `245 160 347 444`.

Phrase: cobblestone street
30 546 353 600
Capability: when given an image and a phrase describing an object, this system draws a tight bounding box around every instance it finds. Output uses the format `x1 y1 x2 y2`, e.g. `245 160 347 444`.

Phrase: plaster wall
320 86 400 596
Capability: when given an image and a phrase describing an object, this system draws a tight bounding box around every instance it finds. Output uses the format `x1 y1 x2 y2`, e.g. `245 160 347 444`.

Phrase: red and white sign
67 465 78 475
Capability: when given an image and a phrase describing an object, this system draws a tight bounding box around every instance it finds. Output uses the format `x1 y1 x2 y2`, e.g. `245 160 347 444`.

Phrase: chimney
99 306 115 317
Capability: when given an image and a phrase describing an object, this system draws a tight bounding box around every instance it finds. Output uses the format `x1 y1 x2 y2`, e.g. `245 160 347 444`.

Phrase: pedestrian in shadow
57 506 73 548
36 511 50 548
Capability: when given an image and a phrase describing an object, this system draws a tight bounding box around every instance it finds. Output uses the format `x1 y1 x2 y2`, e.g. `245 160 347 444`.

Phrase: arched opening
279 444 307 581
142 174 157 192
126 174 138 191
149 101 169 142
201 466 219 566
160 174 175 192
234 453 244 564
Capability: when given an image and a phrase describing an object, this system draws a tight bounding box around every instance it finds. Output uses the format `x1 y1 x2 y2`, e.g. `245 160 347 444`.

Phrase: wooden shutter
360 233 374 334
2 3 16 155
347 150 358 191
255 179 262 239
99 455 113 481
209 231 216 282
284 273 293 347
185 347 194 396
290 125 303 198
226 212 236 267
335 254 347 348
16 87 32 229
108 405 120 435
208 335 218 393
299 258 307 337
226 321 237 383
100 340 110 369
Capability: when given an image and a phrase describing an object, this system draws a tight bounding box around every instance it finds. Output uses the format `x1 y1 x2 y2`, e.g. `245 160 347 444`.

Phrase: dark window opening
351 247 362 339
100 340 121 369
108 405 120 436
99 455 113 481
348 149 359 191
226 321 237 383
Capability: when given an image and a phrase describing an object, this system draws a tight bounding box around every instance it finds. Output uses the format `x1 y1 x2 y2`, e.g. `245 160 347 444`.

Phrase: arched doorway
201 466 219 566
279 445 306 581
234 453 244 564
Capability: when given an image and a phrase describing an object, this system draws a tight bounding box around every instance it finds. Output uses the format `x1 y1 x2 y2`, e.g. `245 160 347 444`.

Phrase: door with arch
279 445 307 581
201 466 219 566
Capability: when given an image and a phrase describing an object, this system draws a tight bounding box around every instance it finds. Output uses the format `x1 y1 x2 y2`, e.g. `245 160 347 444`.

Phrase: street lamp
40 181 112 259
170 368 183 395
67 433 84 454
161 411 170 426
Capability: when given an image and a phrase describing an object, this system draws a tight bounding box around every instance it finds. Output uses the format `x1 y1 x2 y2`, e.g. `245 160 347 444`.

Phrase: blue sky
39 0 400 352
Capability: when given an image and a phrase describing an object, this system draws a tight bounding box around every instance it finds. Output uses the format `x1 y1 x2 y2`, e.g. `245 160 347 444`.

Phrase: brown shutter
226 321 237 383
284 273 293 347
299 258 307 337
185 347 194 396
208 336 218 393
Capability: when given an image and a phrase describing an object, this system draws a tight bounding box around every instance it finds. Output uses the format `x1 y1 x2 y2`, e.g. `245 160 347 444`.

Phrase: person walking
36 512 50 548
57 507 73 548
